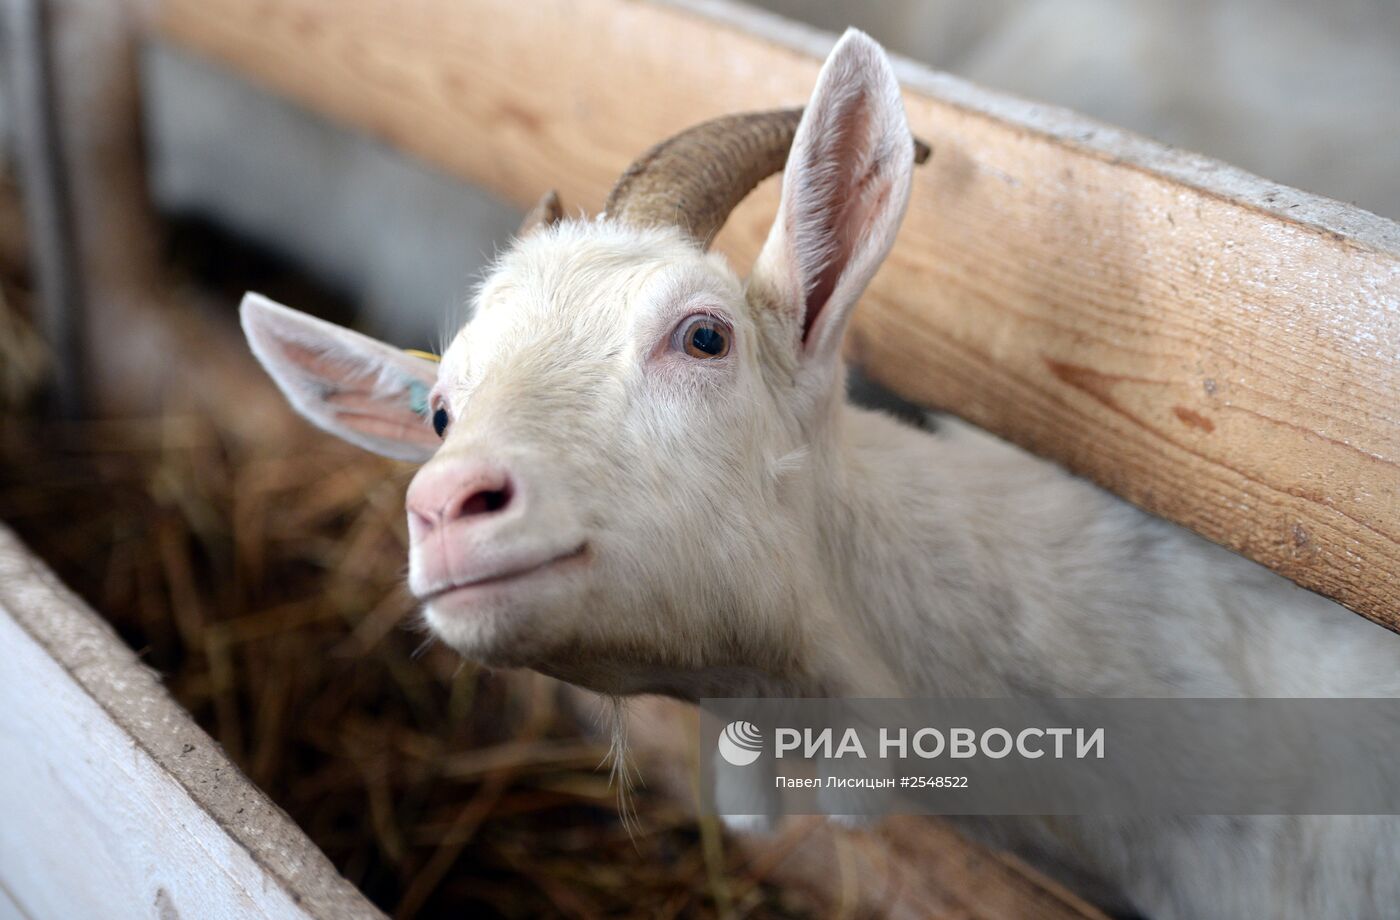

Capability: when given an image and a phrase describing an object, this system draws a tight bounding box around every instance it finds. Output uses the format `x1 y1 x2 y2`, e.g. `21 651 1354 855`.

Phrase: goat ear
240 292 440 462
518 190 563 238
749 29 915 371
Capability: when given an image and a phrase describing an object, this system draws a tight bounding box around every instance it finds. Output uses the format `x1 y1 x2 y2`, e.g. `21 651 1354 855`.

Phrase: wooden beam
150 0 1400 629
0 525 383 920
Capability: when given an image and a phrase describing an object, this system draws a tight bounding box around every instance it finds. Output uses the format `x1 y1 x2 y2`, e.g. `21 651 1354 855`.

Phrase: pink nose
406 460 515 537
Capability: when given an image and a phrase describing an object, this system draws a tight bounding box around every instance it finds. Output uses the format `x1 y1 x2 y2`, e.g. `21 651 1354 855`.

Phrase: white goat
240 30 1400 920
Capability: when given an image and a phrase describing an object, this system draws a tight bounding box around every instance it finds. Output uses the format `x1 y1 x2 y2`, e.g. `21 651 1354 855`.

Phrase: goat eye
432 407 450 438
678 316 731 359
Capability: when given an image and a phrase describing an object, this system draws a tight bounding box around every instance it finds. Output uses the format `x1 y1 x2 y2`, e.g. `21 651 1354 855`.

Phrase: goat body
240 29 1400 919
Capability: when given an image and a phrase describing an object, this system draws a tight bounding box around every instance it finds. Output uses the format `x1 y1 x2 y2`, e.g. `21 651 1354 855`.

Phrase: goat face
240 29 915 696
410 223 821 693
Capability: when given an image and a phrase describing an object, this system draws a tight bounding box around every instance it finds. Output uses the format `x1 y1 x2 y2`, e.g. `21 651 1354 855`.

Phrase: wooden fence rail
149 0 1400 631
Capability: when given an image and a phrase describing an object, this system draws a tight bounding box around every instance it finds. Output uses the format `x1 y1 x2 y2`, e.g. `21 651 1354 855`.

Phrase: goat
240 30 1400 920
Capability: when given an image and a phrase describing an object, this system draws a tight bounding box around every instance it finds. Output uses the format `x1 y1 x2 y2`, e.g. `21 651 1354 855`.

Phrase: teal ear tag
407 380 430 416
402 349 440 416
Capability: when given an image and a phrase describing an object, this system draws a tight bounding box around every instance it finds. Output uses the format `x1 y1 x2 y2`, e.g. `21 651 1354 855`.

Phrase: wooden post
1 0 84 414
10 0 308 435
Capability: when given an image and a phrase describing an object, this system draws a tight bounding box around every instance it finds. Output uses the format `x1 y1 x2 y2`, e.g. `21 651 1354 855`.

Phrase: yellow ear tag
403 349 442 363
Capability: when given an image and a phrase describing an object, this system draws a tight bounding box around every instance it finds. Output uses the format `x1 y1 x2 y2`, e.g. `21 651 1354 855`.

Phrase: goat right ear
748 29 915 379
240 293 441 462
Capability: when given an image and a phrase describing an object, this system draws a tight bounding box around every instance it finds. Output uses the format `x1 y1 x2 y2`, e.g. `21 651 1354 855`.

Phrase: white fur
242 30 1400 919
241 292 439 461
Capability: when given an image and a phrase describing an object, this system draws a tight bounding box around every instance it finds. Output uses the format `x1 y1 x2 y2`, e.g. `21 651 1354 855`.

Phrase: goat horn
518 189 564 238
604 108 930 250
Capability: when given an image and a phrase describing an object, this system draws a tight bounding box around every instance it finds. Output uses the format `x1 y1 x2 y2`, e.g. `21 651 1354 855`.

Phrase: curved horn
603 108 930 249
518 189 563 238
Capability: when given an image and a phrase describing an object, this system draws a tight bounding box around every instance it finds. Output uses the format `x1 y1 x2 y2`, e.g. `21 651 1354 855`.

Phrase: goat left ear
240 292 441 462
749 29 915 372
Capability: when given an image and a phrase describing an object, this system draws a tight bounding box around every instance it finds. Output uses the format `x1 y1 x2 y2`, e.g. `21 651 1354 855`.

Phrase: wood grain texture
150 0 1400 628
0 526 383 920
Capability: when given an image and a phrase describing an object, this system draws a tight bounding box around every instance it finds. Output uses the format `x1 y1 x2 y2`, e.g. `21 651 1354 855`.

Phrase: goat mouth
418 543 589 603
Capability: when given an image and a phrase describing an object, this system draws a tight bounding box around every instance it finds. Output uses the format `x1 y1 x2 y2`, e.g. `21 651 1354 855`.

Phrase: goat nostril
453 480 513 519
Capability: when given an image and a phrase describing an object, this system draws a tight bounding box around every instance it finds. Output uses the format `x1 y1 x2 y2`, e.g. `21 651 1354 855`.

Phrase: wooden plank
0 525 383 920
0 880 32 920
147 0 1400 628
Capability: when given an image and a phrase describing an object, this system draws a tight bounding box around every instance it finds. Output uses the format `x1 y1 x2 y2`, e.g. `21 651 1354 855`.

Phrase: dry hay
0 182 818 917
0 386 823 920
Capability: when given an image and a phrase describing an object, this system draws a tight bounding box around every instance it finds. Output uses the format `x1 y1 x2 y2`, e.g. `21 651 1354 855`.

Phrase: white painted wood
0 879 34 920
0 524 382 920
